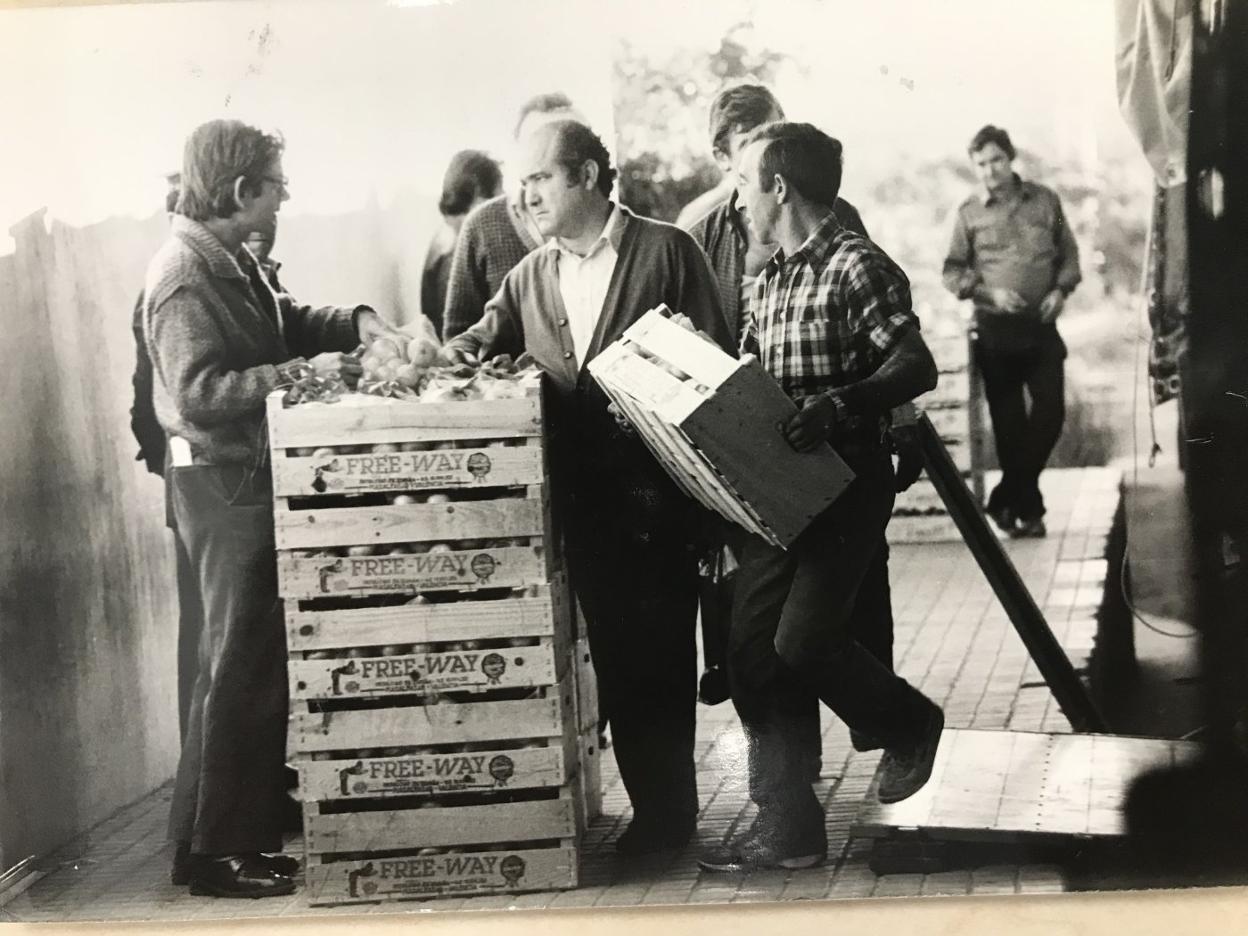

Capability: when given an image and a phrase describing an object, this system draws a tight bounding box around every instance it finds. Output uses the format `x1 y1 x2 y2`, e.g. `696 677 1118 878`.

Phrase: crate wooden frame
588 309 854 548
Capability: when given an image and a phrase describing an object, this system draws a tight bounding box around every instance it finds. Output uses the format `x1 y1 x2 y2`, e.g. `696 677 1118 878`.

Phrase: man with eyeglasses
143 118 404 898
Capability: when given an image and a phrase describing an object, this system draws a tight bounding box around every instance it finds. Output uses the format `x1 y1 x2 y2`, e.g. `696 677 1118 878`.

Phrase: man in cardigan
444 120 733 856
145 119 404 898
441 92 582 339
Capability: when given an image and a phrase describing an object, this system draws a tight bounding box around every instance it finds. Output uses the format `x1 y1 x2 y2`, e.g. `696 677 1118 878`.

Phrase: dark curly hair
968 124 1016 160
546 120 616 198
746 121 843 209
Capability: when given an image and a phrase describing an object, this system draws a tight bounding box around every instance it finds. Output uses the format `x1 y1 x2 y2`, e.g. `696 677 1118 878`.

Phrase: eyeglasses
262 174 289 196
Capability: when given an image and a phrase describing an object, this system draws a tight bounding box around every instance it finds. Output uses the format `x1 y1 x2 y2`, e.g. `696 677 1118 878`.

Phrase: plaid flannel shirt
741 212 917 441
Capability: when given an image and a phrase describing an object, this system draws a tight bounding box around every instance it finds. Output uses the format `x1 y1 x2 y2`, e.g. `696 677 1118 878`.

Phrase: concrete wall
0 197 435 873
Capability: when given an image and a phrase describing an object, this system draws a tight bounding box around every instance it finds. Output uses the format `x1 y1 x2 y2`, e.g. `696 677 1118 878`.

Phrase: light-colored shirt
553 205 621 366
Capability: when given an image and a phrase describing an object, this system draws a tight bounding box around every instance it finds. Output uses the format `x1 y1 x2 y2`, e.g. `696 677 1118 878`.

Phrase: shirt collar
551 202 624 258
983 173 1030 206
172 215 248 281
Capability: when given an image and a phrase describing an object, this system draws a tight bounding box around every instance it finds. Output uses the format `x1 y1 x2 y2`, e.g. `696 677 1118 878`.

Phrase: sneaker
698 816 826 872
877 702 944 805
1011 517 1047 538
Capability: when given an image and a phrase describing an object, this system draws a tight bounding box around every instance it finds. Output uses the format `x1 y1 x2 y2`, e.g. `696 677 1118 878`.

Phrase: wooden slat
573 638 599 733
623 309 741 388
278 546 549 599
576 729 603 826
305 795 577 853
289 642 560 700
292 692 571 753
285 590 563 652
266 393 541 449
273 445 544 496
274 498 544 550
297 745 570 801
305 846 577 905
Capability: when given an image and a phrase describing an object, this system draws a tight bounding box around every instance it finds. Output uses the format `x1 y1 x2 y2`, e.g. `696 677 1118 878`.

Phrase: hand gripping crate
587 308 854 548
266 386 597 905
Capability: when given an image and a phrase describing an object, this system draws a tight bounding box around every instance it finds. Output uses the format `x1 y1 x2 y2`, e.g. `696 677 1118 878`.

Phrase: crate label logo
347 861 378 897
355 853 528 892
488 754 516 784
466 452 492 479
470 553 497 583
480 653 507 683
310 458 342 493
499 855 527 886
329 659 359 695
315 558 348 594
338 760 367 795
351 753 496 792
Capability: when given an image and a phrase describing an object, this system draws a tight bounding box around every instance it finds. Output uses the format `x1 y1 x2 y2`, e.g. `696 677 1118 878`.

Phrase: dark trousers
704 537 896 767
167 465 289 856
975 331 1066 521
566 493 699 827
727 450 930 820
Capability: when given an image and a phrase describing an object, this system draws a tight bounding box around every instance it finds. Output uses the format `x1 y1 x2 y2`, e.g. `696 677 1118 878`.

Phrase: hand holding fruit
309 351 364 386
355 307 407 347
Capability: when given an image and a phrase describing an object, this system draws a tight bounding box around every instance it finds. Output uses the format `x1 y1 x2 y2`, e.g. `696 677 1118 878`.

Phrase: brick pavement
3 467 1120 923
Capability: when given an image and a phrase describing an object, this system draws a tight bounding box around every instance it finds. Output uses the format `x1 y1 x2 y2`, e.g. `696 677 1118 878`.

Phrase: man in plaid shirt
699 122 945 873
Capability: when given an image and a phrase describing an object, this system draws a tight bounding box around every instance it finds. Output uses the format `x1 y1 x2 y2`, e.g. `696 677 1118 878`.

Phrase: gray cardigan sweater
143 216 359 467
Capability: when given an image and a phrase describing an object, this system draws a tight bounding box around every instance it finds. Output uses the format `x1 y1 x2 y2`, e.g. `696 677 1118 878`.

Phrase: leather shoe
877 702 945 804
188 854 297 898
615 816 695 856
173 845 300 886
698 815 826 872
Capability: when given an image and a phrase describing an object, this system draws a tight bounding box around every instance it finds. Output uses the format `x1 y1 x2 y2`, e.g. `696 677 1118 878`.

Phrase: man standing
699 122 943 872
145 118 404 897
441 92 582 339
943 125 1082 538
444 120 732 856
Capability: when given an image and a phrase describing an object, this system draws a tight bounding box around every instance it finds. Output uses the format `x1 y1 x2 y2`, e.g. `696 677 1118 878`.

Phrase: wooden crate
588 308 854 547
267 388 597 904
572 637 599 734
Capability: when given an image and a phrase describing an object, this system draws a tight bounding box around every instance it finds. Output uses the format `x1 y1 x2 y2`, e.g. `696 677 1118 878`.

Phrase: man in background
421 150 503 339
942 124 1081 538
444 120 732 856
441 91 583 339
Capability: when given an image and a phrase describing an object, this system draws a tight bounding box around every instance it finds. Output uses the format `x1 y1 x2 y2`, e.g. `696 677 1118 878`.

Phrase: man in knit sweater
144 118 403 898
444 120 733 856
441 92 582 339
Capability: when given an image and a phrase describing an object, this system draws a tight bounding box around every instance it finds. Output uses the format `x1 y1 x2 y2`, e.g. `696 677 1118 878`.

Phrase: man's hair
177 119 284 221
513 91 575 140
438 150 503 217
546 120 616 198
746 121 843 209
968 124 1016 160
708 82 784 156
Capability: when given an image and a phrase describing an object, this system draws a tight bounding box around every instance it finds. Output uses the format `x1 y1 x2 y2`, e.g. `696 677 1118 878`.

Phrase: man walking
943 124 1082 537
699 122 944 872
445 120 732 856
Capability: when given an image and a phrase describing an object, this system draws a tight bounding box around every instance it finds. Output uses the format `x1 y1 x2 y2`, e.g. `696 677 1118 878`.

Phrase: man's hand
309 351 364 386
607 401 636 435
355 308 406 346
987 287 1027 314
438 343 479 367
783 394 840 453
1038 289 1065 323
889 422 924 492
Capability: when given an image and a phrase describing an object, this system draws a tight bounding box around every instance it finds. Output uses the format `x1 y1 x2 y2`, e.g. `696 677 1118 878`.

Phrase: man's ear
773 173 788 204
231 176 247 212
581 159 599 192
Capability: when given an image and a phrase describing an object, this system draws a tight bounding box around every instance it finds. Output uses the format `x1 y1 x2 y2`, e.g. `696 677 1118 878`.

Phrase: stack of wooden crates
888 331 987 543
265 384 600 906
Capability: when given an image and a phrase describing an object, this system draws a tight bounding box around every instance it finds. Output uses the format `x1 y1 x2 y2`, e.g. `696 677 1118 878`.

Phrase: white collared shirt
554 206 620 366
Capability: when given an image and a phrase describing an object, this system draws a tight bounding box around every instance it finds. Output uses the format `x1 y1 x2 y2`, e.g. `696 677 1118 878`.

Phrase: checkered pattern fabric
741 212 917 437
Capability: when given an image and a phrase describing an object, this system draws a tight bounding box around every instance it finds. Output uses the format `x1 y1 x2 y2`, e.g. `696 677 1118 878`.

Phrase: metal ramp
854 729 1201 847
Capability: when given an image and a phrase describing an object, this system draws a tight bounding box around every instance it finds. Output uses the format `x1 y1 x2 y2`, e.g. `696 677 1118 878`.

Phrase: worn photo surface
1 0 1242 926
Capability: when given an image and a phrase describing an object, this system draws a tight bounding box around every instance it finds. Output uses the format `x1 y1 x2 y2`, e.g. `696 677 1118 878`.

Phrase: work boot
187 854 296 899
877 701 944 804
698 812 826 872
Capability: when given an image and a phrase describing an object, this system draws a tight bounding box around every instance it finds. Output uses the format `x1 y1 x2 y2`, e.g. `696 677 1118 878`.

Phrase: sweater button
559 318 568 326
563 351 573 359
